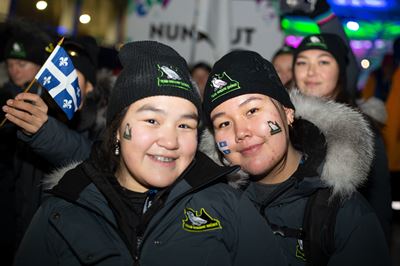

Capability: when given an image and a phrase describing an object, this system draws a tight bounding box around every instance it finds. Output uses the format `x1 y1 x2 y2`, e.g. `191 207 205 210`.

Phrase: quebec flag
35 44 81 120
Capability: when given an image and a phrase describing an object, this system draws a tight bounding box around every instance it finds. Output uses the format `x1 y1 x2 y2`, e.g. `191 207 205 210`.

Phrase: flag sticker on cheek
268 121 282 135
123 123 132 140
218 141 231 155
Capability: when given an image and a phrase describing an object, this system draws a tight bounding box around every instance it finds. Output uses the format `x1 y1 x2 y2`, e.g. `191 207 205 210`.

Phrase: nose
307 63 316 76
158 126 179 150
234 120 251 143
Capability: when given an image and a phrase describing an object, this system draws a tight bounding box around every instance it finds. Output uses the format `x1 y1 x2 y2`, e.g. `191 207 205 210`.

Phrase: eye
145 119 158 125
295 60 306 66
216 121 230 129
178 123 195 129
247 108 258 116
319 60 331 65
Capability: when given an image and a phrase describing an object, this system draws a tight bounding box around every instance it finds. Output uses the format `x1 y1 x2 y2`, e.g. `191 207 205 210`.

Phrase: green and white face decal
182 208 222 232
209 72 240 102
157 64 191 91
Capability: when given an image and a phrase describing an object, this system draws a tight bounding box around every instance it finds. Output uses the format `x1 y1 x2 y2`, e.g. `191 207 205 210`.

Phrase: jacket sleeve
327 193 391 266
360 132 392 243
14 202 59 266
233 195 287 266
17 116 92 167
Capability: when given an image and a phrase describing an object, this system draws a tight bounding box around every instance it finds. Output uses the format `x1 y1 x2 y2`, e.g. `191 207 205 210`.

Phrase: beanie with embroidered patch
293 33 348 77
64 36 99 86
106 41 202 125
4 34 48 65
203 50 294 125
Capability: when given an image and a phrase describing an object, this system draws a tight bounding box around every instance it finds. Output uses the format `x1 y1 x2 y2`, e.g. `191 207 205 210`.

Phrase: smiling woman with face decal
201 50 390 266
14 41 286 266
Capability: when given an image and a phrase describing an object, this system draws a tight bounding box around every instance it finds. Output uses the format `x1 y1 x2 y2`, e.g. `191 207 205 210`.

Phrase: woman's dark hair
92 107 129 173
272 45 294 63
190 62 211 75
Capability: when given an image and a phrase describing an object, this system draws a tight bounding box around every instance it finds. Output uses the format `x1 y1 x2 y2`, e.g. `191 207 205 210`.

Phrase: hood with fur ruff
199 89 374 198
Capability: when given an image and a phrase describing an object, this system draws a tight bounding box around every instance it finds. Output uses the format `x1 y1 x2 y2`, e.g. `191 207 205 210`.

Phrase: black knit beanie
293 33 348 82
4 34 48 65
203 50 294 124
106 41 202 125
64 36 99 86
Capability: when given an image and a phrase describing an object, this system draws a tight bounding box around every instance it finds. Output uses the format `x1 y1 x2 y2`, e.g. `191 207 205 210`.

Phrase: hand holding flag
0 37 81 128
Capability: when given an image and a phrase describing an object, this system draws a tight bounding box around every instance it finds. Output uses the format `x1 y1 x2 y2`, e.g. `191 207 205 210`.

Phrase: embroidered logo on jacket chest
182 208 222 232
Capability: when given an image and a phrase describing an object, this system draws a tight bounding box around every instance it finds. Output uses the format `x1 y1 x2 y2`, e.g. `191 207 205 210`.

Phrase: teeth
153 156 175 162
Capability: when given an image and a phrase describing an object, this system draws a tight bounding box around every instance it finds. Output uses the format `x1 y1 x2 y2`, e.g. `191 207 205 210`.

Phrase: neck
259 143 302 185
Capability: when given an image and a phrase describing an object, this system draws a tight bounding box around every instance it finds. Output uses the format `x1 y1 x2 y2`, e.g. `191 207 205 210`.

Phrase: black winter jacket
15 151 286 266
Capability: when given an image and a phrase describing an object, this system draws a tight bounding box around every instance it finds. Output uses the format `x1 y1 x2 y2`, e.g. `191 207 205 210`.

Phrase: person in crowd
190 61 211 100
0 21 53 265
201 50 390 265
282 0 360 99
362 37 400 176
14 41 286 266
2 35 110 167
272 45 294 88
292 32 392 243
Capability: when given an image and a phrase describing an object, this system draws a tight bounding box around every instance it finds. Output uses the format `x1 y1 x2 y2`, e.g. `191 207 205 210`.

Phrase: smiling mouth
240 143 263 156
150 155 177 163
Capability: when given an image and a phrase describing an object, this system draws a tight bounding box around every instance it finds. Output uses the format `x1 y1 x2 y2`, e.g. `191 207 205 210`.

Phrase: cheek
122 126 154 152
179 134 198 156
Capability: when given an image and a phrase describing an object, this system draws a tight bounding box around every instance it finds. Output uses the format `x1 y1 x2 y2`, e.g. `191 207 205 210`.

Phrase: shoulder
335 192 384 241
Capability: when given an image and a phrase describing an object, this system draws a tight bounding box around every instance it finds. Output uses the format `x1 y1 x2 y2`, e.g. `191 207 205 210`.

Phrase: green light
282 17 400 40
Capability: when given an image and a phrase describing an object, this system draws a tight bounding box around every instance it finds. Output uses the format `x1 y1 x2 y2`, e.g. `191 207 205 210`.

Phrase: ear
284 107 295 125
116 129 121 142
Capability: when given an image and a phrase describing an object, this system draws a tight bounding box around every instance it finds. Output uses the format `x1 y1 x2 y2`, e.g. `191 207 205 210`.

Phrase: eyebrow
297 52 334 59
137 104 198 120
211 96 263 121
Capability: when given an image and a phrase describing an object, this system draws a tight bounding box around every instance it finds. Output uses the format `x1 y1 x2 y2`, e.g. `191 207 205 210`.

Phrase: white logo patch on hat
12 42 22 52
160 66 181 80
157 64 191 91
209 72 240 102
309 36 321 43
211 78 227 91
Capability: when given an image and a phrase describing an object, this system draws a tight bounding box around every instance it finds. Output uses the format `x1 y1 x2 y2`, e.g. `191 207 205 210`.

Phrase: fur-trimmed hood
199 89 374 198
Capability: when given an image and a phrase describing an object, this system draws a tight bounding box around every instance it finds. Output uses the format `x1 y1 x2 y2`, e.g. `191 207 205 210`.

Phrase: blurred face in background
294 49 340 100
6 58 41 87
76 70 93 109
273 53 293 87
191 67 210 99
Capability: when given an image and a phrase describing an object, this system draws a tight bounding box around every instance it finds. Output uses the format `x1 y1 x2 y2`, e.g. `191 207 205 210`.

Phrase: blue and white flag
35 44 81 120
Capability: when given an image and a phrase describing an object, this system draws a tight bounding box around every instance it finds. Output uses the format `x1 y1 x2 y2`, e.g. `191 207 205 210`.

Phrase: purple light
57 26 69 35
374 39 386 49
351 40 363 50
363 40 373 49
285 35 303 48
